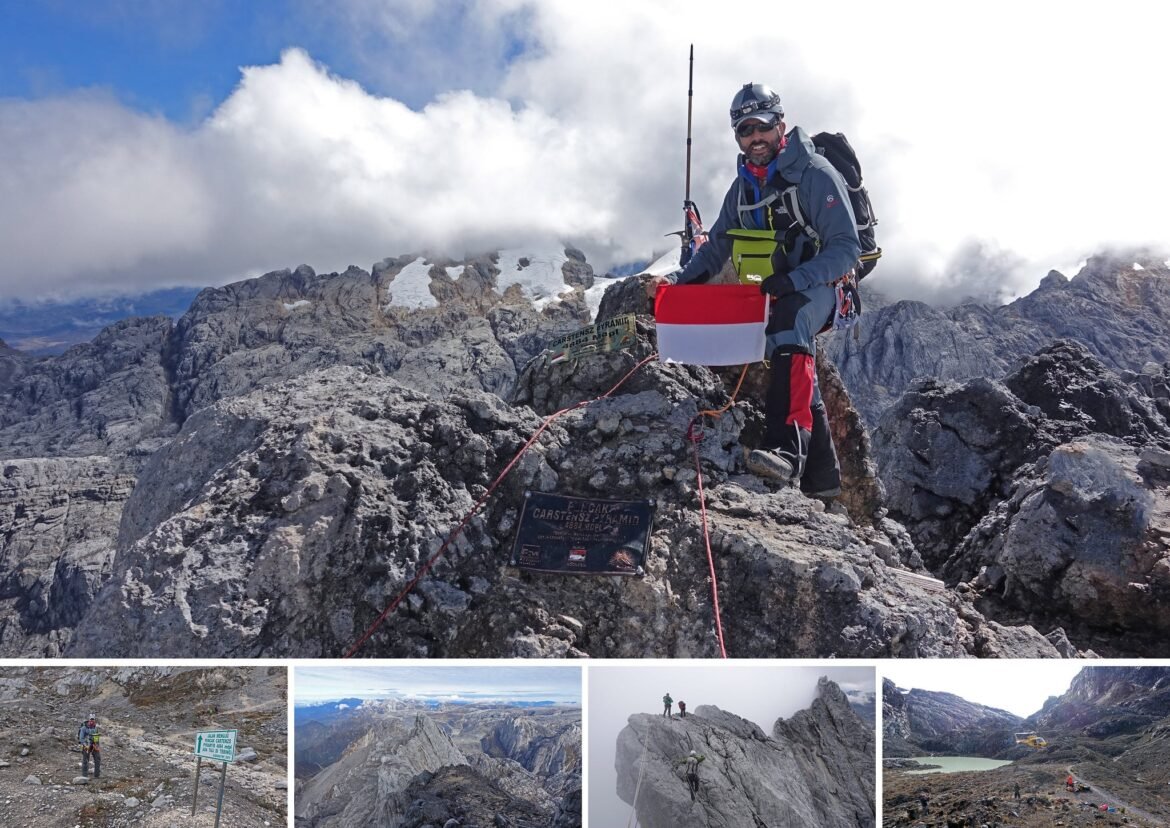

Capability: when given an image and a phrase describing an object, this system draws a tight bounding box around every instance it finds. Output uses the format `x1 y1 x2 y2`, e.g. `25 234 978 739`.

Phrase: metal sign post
193 730 237 826
214 761 228 828
191 756 202 815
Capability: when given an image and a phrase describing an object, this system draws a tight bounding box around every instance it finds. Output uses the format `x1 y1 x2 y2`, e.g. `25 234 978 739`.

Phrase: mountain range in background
295 696 581 828
0 244 1168 660
0 287 203 355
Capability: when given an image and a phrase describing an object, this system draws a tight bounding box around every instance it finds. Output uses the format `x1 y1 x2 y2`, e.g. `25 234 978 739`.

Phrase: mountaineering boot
746 423 810 483
800 402 841 498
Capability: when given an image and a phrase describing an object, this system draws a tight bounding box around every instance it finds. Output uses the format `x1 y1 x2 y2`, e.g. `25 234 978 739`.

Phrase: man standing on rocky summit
662 692 673 718
78 713 100 779
645 82 861 499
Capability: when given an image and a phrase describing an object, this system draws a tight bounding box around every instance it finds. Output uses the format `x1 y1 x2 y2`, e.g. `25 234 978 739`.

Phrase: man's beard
747 135 780 165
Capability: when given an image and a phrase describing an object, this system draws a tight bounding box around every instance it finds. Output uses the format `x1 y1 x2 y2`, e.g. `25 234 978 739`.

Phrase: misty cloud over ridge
2 1 1167 302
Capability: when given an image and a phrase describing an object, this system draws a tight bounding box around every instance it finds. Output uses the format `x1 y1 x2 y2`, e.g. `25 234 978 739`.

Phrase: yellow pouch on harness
725 228 777 285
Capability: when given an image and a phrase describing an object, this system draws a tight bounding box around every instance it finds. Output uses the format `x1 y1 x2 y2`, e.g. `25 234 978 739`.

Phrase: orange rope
684 362 752 659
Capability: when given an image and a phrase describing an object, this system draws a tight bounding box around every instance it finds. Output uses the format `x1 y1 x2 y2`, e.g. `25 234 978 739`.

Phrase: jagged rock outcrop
881 677 1022 758
10 247 1170 658
616 678 873 827
829 250 1170 425
0 315 176 459
481 716 581 794
64 358 1056 658
1031 667 1170 735
0 252 607 655
297 705 578 828
0 457 133 655
298 713 470 827
876 339 1170 655
169 256 591 421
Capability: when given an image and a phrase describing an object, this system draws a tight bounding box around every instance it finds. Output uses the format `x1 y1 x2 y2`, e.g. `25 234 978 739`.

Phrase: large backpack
809 132 880 278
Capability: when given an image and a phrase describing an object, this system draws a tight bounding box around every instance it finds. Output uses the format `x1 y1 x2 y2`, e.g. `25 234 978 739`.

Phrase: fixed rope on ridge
343 351 658 658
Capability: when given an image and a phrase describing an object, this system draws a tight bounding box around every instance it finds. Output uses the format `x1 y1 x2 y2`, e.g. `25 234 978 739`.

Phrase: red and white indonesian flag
654 284 769 366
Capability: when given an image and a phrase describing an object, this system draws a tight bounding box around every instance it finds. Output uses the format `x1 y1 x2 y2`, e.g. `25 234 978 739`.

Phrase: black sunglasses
736 120 776 139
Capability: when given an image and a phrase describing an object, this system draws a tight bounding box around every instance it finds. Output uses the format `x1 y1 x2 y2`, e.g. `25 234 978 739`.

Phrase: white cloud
1 1 1168 302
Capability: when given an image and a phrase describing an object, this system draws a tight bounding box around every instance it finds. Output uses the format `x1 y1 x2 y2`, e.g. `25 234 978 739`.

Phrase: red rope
342 352 659 658
685 416 729 658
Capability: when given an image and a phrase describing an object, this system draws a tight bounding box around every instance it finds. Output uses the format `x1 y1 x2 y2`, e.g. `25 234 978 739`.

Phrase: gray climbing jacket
673 126 861 292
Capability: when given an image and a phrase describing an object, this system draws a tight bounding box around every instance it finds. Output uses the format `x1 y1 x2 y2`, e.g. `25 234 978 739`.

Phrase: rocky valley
883 667 1170 827
0 666 287 827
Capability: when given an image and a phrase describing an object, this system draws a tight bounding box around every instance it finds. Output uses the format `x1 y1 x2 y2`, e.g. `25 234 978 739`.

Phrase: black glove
760 273 796 297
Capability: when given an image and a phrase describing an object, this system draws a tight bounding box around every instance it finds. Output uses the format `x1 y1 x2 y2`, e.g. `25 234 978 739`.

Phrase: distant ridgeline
0 287 203 355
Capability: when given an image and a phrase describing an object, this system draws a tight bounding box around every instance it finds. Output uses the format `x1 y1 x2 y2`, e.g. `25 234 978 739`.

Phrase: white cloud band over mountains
1 1 1167 303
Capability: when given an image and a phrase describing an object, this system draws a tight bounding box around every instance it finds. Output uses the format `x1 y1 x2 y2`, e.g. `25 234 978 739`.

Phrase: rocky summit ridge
616 677 874 828
296 702 581 828
1 246 1168 657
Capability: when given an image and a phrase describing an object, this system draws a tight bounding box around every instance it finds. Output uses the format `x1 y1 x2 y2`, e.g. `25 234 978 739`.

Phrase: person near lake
1014 781 1021 800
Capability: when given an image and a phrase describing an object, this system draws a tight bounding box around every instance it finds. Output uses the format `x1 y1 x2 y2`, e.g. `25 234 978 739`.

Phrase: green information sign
544 314 637 364
194 730 237 763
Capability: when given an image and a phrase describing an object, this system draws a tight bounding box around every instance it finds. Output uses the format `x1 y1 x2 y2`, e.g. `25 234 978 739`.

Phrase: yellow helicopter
1014 732 1048 749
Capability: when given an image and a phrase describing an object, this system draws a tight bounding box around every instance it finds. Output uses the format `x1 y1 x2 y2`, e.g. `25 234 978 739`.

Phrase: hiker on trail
645 82 863 499
678 700 687 718
78 713 101 779
677 750 706 801
1014 781 1021 800
663 692 673 718
1066 773 1075 792
917 790 929 814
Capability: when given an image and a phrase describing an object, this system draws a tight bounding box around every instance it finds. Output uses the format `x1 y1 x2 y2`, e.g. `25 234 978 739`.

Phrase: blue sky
295 664 582 704
1 1 1167 304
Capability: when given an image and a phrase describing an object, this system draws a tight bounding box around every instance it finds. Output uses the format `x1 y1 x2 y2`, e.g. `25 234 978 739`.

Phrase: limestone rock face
0 316 176 459
0 456 133 655
480 716 581 789
880 677 1022 758
168 258 592 422
65 358 1049 658
830 251 1170 426
616 678 874 828
876 339 1170 654
298 713 469 827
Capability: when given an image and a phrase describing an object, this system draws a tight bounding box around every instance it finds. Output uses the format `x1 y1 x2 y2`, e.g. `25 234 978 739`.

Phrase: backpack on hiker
810 131 880 279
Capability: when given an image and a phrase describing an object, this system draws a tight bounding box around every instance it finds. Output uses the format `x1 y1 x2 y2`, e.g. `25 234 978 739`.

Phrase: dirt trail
1069 766 1168 827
